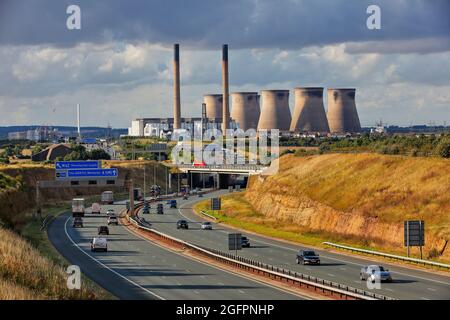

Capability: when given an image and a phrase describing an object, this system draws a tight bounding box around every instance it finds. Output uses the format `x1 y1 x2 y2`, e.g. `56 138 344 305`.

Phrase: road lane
142 191 450 300
48 203 304 300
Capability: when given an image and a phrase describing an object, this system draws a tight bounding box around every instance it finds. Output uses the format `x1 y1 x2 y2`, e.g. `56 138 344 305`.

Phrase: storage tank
231 92 260 131
257 90 291 131
327 88 361 133
290 87 329 132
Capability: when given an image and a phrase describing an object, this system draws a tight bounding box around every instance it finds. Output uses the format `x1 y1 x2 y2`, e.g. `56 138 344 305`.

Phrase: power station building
326 88 361 133
257 90 291 131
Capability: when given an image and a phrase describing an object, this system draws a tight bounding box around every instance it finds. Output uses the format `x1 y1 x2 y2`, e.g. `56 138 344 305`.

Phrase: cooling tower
231 92 260 131
173 44 181 129
222 44 230 132
290 87 329 132
203 94 223 119
327 88 361 133
257 90 291 131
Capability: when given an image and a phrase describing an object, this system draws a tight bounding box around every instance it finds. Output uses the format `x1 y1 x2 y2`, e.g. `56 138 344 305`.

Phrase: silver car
201 222 212 230
360 265 392 282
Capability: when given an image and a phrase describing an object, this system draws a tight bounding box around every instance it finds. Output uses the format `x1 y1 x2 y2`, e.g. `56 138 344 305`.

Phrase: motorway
48 203 304 300
140 190 450 300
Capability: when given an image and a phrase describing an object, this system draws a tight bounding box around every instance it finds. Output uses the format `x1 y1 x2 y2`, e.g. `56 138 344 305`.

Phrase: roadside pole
36 181 41 219
129 179 134 216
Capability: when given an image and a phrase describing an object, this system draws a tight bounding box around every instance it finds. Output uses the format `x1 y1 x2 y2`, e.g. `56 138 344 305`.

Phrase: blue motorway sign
55 161 100 170
67 168 118 178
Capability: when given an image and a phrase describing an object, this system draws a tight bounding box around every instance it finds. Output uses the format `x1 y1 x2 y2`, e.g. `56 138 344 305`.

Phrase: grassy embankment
194 153 450 263
0 166 114 299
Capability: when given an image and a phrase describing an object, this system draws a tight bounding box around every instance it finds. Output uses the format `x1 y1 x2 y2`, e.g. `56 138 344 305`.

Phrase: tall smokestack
173 44 181 130
221 44 230 133
77 103 81 139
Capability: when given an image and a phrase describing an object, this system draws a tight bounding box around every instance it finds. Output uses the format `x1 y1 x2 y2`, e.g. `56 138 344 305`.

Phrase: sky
0 0 449 128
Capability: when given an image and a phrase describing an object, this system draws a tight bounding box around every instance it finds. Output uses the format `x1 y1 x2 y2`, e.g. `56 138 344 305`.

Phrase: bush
434 139 450 158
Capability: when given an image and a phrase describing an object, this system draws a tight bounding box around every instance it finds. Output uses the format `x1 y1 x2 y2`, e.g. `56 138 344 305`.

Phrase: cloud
0 0 448 53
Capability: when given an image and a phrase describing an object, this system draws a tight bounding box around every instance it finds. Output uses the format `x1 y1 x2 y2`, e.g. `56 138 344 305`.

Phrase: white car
201 222 213 230
91 237 107 252
106 209 115 216
107 216 118 225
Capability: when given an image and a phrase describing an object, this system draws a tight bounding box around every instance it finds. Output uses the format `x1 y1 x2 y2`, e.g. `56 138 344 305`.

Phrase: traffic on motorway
62 191 450 301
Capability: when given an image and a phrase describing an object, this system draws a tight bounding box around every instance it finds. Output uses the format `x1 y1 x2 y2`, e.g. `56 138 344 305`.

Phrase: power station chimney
290 87 329 133
173 44 181 130
221 44 230 133
77 103 81 139
327 88 361 133
231 92 260 131
257 90 291 131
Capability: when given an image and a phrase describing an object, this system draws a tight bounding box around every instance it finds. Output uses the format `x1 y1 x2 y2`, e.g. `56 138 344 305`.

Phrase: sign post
228 233 242 256
211 197 221 217
404 220 425 258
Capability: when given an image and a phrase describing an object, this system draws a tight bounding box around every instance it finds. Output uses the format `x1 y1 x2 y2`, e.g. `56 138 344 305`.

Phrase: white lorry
101 191 114 204
72 198 85 217
91 202 101 214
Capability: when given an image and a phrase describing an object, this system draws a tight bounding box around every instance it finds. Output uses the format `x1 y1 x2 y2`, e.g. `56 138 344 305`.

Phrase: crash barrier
40 214 54 231
323 242 450 270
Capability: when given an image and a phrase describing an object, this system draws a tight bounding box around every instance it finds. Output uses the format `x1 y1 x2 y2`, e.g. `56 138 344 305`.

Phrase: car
91 237 107 252
106 209 115 216
360 265 392 282
143 206 150 214
241 236 250 248
98 226 109 235
169 200 177 208
107 216 118 225
177 220 189 229
183 194 188 200
156 203 164 214
296 250 320 265
72 217 83 228
201 221 212 230
198 192 203 197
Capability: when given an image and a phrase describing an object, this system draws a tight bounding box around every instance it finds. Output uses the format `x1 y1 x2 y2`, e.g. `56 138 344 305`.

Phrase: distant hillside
0 126 127 139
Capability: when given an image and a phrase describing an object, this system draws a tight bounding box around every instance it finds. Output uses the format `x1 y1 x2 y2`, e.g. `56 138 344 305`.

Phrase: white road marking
238 290 245 294
63 216 165 300
427 288 437 292
385 288 394 292
327 273 335 277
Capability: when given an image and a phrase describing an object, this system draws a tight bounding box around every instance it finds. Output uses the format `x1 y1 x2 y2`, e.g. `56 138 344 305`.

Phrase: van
91 203 101 214
91 237 107 252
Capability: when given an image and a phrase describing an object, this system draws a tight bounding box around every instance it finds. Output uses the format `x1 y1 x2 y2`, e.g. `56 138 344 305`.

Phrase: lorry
133 188 143 201
101 191 114 204
91 202 101 214
72 198 85 217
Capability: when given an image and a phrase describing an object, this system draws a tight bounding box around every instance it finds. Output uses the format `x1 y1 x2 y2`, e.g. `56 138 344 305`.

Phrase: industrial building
257 90 291 131
290 87 329 133
230 92 260 131
327 88 361 133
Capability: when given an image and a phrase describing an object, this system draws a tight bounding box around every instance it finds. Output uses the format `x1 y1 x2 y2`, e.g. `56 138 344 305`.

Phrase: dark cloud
0 0 448 52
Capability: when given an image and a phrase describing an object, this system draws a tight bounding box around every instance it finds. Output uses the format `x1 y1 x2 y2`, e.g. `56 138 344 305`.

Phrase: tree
89 149 111 160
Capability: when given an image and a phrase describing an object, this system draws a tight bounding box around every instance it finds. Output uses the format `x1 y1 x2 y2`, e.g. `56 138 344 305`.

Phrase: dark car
72 217 83 228
169 200 177 208
157 203 164 214
296 250 320 265
241 236 250 248
176 220 189 229
143 206 150 214
98 226 109 235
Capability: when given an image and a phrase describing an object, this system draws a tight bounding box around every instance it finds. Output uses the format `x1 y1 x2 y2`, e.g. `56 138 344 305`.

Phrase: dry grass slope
0 226 100 300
